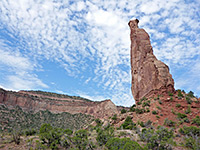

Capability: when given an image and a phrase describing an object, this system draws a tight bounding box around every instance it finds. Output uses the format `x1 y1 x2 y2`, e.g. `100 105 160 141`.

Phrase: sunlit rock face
129 19 175 102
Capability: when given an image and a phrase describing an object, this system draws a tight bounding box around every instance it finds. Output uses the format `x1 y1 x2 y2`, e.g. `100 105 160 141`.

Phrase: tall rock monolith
129 19 175 102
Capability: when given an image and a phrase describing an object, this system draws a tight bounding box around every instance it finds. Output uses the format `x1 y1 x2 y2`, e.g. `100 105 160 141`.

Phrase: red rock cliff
129 19 175 102
0 88 118 119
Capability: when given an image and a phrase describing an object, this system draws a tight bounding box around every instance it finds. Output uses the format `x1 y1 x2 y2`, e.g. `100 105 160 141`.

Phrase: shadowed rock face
129 19 175 102
0 88 118 119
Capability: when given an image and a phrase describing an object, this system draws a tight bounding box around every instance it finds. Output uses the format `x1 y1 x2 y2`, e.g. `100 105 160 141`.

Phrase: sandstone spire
128 19 175 102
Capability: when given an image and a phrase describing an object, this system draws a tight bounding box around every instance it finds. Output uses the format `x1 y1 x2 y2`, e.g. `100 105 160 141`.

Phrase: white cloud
0 0 199 106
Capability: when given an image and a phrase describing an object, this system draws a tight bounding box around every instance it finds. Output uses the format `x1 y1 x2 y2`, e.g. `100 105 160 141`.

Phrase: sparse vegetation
152 110 158 115
105 137 143 150
187 91 195 97
112 114 117 121
0 104 93 132
185 105 191 114
164 118 176 127
177 89 184 98
192 116 200 126
186 96 193 104
176 104 181 108
120 116 136 130
121 108 126 114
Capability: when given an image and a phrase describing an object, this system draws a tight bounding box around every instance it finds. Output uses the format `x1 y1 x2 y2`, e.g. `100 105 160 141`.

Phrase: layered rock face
0 88 118 119
129 19 175 102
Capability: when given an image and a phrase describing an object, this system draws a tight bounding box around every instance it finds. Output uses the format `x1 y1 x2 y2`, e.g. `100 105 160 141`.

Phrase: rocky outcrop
0 88 118 119
128 19 175 102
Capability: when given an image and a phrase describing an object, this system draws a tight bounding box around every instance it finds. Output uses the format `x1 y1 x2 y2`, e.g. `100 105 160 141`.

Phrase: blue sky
0 0 199 106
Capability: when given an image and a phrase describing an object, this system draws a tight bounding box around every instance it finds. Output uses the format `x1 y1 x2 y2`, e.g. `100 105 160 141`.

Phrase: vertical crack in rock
128 19 175 102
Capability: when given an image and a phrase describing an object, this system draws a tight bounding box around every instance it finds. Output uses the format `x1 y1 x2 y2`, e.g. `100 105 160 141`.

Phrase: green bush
184 136 200 149
95 118 102 127
159 100 162 104
39 123 63 148
179 126 200 136
12 130 21 145
152 110 158 115
105 137 143 150
168 92 174 96
192 116 200 126
185 105 191 114
176 104 181 108
156 106 161 110
112 114 117 121
121 109 126 114
177 113 187 119
164 118 176 127
135 108 145 114
73 129 88 150
24 128 36 136
139 126 174 150
177 89 184 98
96 127 114 146
187 91 194 97
186 96 192 104
142 101 150 107
140 97 147 101
120 116 135 130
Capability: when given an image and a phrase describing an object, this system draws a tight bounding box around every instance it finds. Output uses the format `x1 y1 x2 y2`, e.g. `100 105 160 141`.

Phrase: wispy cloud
0 0 199 106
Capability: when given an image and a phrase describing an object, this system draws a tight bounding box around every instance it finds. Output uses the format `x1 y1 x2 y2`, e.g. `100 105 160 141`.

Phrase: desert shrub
184 136 200 149
176 104 181 108
121 109 126 114
138 121 145 127
187 91 195 97
130 107 135 112
164 118 176 127
192 116 200 126
156 106 161 110
120 116 136 130
105 137 143 150
177 113 187 119
137 101 142 105
95 118 102 127
112 114 117 121
170 97 173 101
139 126 174 150
179 126 200 136
159 100 162 104
130 104 136 112
185 105 191 114
35 140 48 150
72 129 88 150
96 127 114 146
39 123 63 148
183 117 190 123
12 130 21 145
156 115 160 119
186 96 193 104
63 129 73 135
152 110 158 115
140 97 147 101
168 92 173 96
142 101 150 107
177 89 184 98
135 108 145 114
24 128 36 136
144 120 152 128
